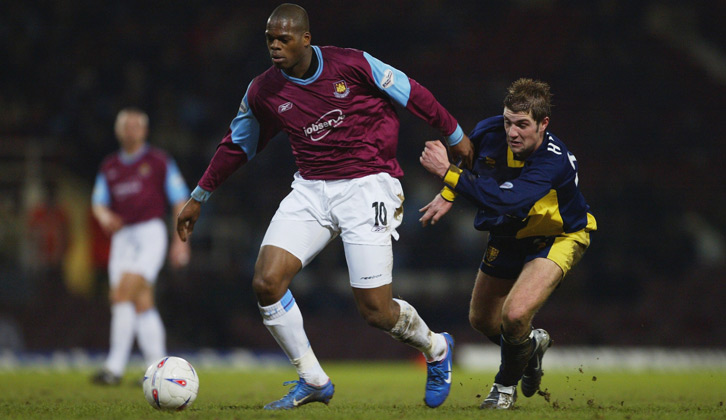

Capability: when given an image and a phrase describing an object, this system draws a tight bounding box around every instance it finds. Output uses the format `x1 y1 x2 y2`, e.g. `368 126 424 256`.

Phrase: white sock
389 298 447 362
259 290 328 386
136 308 167 368
105 302 136 376
292 347 329 386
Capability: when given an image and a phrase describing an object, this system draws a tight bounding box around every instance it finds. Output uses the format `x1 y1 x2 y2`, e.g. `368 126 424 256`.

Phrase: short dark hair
269 3 310 33
503 78 552 123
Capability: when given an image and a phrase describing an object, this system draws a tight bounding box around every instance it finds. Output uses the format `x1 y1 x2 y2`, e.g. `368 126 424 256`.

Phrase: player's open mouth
271 56 285 63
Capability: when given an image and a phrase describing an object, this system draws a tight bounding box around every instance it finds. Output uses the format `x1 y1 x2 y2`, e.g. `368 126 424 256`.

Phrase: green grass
1 362 725 419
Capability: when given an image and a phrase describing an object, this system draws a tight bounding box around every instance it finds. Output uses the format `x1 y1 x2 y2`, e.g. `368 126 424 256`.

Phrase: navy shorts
479 229 590 280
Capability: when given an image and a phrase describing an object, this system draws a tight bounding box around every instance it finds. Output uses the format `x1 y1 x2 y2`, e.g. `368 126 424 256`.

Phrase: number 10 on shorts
372 202 388 227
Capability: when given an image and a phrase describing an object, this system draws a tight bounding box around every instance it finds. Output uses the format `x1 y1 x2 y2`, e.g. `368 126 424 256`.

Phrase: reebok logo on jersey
303 109 346 141
381 69 395 89
278 102 293 113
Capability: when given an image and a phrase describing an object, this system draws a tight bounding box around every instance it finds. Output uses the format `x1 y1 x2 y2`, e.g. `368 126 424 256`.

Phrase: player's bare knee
112 273 147 304
252 272 288 303
135 290 154 313
501 309 531 337
468 306 496 334
468 309 482 330
251 275 275 297
109 294 126 305
469 312 489 334
135 301 153 313
109 287 131 305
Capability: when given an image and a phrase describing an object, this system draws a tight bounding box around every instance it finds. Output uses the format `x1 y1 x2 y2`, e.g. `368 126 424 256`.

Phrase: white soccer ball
143 356 199 410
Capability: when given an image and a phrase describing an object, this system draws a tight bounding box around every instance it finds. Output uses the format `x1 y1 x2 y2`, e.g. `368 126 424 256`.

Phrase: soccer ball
143 356 199 410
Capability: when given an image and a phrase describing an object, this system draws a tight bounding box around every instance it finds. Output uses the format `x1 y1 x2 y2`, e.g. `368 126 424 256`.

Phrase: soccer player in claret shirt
176 3 473 410
91 108 191 385
419 78 597 409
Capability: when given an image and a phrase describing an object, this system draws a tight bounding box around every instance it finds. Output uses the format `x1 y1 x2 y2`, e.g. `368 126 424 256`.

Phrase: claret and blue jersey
196 45 464 194
92 145 190 225
449 115 596 238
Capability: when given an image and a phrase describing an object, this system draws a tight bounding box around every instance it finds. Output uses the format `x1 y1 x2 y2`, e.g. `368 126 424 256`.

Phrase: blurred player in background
419 78 597 409
176 3 473 410
91 107 191 385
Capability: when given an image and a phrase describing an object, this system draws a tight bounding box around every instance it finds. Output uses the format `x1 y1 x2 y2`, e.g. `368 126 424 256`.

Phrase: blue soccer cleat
424 332 454 408
263 378 335 410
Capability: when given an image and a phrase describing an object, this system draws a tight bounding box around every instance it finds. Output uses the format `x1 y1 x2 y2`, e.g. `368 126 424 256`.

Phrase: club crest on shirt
333 80 350 98
138 163 151 177
484 245 499 263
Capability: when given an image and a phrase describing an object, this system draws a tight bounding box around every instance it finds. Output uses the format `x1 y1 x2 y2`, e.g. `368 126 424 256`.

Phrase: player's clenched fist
420 140 452 178
176 198 201 242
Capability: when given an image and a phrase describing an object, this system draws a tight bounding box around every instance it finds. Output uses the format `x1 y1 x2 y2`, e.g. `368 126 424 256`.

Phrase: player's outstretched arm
449 134 474 169
92 204 123 236
169 201 192 267
176 198 201 242
419 194 453 227
419 140 458 226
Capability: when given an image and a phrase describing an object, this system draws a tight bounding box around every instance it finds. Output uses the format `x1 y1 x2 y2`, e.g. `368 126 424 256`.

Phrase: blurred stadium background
2 1 725 366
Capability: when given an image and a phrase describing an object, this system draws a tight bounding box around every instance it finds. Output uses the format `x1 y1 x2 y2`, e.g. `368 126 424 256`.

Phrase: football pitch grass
1 361 724 419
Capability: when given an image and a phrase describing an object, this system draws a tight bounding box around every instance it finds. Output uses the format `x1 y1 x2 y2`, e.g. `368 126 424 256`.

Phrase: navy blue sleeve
454 161 556 219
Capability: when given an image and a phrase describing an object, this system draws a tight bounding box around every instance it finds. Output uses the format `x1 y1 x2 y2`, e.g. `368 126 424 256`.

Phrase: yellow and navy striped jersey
447 115 596 238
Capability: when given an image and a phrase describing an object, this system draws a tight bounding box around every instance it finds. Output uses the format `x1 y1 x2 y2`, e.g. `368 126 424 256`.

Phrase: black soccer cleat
521 328 552 397
91 369 121 386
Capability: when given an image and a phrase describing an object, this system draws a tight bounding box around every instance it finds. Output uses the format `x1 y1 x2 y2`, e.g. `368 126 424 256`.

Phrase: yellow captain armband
443 164 462 189
440 186 457 202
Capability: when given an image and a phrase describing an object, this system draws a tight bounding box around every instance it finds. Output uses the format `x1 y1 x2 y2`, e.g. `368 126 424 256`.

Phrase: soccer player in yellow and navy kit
419 78 597 410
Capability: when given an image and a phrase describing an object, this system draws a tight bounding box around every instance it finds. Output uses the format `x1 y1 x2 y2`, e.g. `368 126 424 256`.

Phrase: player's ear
539 116 550 132
303 31 311 47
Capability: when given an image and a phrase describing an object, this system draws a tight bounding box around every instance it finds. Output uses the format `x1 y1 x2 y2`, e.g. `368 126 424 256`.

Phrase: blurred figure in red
26 182 69 271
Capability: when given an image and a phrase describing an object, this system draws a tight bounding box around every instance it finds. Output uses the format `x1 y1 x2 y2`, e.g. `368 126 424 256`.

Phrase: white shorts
108 218 168 287
261 172 404 289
